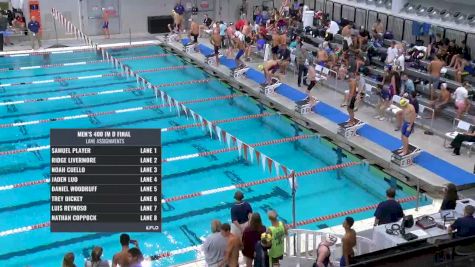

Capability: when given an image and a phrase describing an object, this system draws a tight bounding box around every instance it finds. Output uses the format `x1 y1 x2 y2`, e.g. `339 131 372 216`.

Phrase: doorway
80 0 120 36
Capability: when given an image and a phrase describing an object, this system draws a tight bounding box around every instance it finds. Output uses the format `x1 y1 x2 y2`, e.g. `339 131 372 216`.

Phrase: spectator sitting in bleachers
426 33 443 60
358 26 370 52
341 21 353 47
429 82 451 118
401 74 415 96
317 44 329 67
428 54 446 100
325 19 339 41
445 40 459 66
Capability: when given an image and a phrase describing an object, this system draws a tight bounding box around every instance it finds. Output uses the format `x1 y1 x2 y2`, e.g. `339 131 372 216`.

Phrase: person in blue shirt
449 205 475 238
401 74 415 95
374 188 404 225
230 191 253 240
27 16 41 49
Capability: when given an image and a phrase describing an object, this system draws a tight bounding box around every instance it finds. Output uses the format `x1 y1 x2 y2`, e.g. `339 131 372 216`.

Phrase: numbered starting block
337 119 366 139
184 43 198 54
295 97 318 115
166 34 179 43
205 55 216 65
260 79 281 96
231 66 249 79
390 145 422 168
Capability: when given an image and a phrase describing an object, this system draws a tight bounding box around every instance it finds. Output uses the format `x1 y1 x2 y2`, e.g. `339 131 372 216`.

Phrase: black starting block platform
390 145 422 168
230 66 249 79
295 98 318 115
184 43 198 54
260 79 281 96
337 119 365 139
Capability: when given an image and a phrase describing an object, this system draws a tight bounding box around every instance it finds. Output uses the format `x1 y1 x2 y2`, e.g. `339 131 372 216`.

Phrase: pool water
0 45 430 267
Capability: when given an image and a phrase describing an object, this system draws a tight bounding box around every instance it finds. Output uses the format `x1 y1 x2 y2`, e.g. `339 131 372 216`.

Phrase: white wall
23 0 221 39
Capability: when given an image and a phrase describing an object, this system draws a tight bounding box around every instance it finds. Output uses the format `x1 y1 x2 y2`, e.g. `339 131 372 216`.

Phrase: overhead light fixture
416 5 426 16
404 3 414 13
366 0 375 5
427 7 440 19
454 12 467 24
468 14 475 26
376 0 385 7
440 9 452 21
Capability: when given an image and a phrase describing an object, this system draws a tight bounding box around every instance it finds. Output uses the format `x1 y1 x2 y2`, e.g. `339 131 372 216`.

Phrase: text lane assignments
50 129 161 232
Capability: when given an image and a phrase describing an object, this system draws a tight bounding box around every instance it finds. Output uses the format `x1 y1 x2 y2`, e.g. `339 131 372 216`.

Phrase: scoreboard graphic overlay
50 129 162 232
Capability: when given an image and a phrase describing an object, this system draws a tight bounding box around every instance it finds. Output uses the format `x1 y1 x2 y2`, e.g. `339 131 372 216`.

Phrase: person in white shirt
454 82 471 119
386 41 398 65
326 20 339 35
395 49 405 72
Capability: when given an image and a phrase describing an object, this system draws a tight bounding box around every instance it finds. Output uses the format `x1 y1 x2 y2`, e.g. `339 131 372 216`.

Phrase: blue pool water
0 45 431 266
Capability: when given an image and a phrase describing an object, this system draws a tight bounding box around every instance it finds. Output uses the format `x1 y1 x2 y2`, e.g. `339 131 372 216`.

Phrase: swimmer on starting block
397 98 416 157
263 59 282 85
303 64 318 106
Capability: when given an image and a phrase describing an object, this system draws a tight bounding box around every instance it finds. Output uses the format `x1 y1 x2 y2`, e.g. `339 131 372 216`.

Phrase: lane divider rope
0 53 171 72
0 76 206 107
0 79 217 129
0 133 312 191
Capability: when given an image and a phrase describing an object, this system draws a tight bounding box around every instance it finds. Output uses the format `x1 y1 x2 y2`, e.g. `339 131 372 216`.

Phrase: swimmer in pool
398 98 416 156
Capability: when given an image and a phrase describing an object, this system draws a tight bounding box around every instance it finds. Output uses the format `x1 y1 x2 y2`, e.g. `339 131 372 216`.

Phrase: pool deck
157 36 475 196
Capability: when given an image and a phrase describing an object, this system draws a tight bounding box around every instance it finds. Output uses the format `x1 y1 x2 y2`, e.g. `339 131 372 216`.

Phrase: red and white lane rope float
0 76 206 107
0 53 171 72
0 64 196 88
0 195 418 237
0 133 312 191
0 111 266 157
0 89 230 129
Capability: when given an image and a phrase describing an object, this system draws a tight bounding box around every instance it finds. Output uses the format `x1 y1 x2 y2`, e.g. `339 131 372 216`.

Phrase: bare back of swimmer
264 60 281 84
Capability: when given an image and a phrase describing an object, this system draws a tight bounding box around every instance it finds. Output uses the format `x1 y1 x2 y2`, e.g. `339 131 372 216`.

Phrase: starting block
295 98 318 115
205 55 216 65
260 79 281 96
166 34 178 43
184 43 197 54
390 145 422 168
231 66 249 79
337 119 366 139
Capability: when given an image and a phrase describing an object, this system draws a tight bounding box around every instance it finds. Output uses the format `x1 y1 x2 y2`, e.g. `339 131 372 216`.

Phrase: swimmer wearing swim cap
398 97 416 156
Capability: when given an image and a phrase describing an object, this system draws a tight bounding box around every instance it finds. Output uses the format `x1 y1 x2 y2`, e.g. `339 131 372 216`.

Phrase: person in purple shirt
230 190 253 240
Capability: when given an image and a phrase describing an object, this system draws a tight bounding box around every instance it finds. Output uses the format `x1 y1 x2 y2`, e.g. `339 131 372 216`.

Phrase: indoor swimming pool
0 44 431 266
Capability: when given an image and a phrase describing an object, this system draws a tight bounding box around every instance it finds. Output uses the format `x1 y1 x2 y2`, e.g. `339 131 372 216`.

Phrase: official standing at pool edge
230 191 252 240
28 16 41 50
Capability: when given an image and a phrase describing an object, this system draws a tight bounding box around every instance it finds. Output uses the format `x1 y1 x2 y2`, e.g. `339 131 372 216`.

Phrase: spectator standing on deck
127 248 144 267
222 223 241 267
203 220 228 267
428 54 445 100
85 246 110 267
341 217 356 266
440 183 459 211
230 191 252 240
242 213 267 267
112 234 139 267
102 8 110 39
63 252 76 267
27 16 41 50
374 188 404 226
267 210 287 265
295 42 308 87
